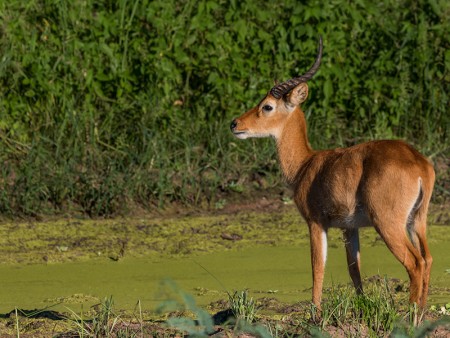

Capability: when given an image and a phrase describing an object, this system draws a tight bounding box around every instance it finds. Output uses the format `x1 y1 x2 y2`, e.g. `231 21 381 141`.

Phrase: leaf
323 79 333 101
25 90 35 97
445 50 450 70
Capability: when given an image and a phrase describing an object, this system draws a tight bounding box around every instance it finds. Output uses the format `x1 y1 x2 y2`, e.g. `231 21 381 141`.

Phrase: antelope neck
276 108 313 185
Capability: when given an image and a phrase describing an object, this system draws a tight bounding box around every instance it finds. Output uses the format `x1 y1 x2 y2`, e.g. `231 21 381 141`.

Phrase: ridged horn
270 36 323 99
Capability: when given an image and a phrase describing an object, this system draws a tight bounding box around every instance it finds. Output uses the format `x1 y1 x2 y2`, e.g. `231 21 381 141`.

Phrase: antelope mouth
232 131 249 139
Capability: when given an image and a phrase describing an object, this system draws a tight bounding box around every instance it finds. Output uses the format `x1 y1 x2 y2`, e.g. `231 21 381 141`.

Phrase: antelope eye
262 105 273 112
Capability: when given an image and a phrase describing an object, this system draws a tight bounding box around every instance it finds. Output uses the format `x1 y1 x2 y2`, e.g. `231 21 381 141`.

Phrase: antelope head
230 37 323 141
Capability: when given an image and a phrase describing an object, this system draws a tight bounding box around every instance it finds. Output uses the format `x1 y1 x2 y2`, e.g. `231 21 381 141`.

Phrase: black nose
230 119 237 132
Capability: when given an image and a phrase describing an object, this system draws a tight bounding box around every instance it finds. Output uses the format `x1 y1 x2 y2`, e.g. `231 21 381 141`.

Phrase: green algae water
0 210 448 314
0 227 448 314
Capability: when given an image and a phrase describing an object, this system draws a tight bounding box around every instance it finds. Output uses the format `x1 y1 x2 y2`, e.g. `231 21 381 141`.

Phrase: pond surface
0 225 448 314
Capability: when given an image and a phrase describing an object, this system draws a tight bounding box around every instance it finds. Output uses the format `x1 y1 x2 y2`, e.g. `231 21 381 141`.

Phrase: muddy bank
1 203 449 265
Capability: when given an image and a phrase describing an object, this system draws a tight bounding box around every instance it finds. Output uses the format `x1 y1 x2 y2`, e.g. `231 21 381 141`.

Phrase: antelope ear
286 83 309 106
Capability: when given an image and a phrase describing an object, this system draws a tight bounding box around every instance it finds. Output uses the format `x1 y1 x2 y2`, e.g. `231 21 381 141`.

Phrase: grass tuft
313 278 401 337
229 289 258 323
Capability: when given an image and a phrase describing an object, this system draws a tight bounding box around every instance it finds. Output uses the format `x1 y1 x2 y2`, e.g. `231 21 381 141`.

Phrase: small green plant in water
229 289 258 323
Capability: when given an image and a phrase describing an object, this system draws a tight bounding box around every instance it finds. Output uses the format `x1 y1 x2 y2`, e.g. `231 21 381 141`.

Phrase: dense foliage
0 0 448 216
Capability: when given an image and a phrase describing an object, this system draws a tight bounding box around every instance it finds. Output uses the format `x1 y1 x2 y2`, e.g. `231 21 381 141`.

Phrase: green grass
139 281 450 337
4 280 450 337
66 296 120 338
314 278 399 337
229 289 258 323
0 0 449 217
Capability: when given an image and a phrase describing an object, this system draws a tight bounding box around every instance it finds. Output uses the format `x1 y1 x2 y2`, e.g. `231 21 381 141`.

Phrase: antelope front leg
308 222 327 308
343 229 363 294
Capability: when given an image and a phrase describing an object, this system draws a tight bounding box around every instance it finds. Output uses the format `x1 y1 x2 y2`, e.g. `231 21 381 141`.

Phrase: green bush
0 0 448 216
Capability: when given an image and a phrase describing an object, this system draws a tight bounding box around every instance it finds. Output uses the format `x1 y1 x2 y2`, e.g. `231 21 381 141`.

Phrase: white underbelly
328 209 372 229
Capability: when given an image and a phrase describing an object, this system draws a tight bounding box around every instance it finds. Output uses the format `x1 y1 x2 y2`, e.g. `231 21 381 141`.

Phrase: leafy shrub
0 0 448 216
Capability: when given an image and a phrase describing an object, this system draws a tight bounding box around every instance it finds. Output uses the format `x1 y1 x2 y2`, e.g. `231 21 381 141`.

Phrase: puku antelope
230 37 435 309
